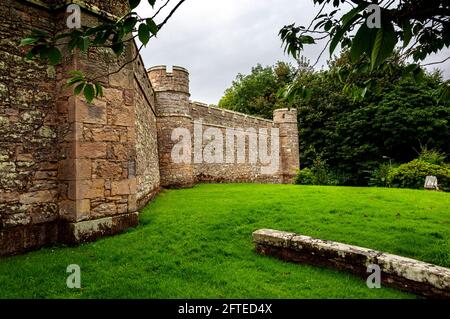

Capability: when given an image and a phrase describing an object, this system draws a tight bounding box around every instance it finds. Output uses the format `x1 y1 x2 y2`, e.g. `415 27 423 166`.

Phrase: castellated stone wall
0 0 299 256
133 56 160 209
190 102 281 184
147 66 300 187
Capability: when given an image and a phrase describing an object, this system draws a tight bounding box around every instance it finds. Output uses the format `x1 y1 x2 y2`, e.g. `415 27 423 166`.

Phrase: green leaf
111 42 124 54
299 35 315 45
55 32 73 40
67 30 83 52
330 4 367 55
350 23 377 62
93 30 112 45
370 20 397 70
74 82 85 95
20 38 38 46
314 19 326 31
77 36 90 53
25 49 38 60
46 47 62 65
402 19 412 48
123 17 138 34
68 70 84 77
403 63 419 75
412 50 427 62
30 28 48 37
65 76 84 88
129 0 140 10
25 45 44 60
83 84 95 103
114 27 125 43
360 86 368 99
413 67 425 82
94 82 103 97
356 62 369 74
85 25 111 36
330 18 360 55
138 23 150 45
39 47 48 61
304 88 312 101
68 36 79 52
341 4 366 26
329 27 345 56
438 82 450 103
146 18 158 36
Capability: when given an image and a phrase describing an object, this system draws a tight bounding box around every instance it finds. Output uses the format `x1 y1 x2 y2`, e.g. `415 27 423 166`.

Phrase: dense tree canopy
280 0 450 102
219 53 450 185
218 62 295 119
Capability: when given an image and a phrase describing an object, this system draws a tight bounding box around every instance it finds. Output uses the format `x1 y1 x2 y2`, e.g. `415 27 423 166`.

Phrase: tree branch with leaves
279 0 450 102
20 0 186 102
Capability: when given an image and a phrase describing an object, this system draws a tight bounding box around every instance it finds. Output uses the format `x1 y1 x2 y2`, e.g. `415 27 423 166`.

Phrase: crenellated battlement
147 65 190 94
273 108 298 124
190 101 275 124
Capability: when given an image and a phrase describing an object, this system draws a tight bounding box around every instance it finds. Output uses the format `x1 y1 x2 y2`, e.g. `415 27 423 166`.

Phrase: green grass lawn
1 184 449 298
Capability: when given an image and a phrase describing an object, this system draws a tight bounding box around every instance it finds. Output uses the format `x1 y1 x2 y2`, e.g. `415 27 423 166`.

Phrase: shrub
294 167 340 186
295 150 341 186
417 147 447 165
294 168 315 185
312 163 331 185
294 167 339 185
328 170 352 186
369 163 393 187
388 159 450 191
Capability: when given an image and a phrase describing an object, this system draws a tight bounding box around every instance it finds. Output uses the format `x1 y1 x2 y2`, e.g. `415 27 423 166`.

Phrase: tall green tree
296 53 449 184
220 53 450 185
218 62 295 119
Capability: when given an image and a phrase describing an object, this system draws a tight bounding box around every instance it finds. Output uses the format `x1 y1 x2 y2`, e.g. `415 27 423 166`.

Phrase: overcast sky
137 0 450 105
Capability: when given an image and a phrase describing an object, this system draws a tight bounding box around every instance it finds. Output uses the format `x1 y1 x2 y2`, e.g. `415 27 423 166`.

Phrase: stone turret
273 109 300 183
148 66 194 188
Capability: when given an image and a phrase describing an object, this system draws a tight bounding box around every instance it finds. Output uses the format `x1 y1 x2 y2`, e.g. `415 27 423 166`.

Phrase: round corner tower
147 65 194 188
273 108 300 184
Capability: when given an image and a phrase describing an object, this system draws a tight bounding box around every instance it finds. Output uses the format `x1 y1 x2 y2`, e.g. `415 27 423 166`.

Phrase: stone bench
253 229 450 298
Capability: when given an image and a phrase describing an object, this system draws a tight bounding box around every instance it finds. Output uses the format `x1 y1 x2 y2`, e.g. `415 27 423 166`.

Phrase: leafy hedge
294 168 315 185
388 160 450 191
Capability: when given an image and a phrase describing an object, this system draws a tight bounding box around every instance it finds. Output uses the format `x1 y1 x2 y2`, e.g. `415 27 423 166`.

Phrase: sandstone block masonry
0 0 299 256
148 66 299 186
